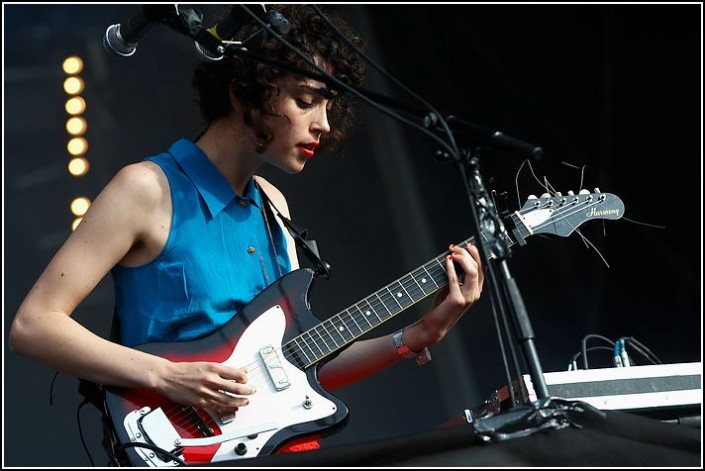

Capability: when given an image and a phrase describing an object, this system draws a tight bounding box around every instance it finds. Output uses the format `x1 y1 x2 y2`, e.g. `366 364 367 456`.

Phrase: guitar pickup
259 345 291 391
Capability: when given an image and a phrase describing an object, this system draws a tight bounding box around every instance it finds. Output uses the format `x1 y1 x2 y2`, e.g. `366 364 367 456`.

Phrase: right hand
159 361 256 412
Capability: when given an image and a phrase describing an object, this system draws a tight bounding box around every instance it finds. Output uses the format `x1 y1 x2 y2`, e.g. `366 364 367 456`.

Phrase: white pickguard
124 305 337 465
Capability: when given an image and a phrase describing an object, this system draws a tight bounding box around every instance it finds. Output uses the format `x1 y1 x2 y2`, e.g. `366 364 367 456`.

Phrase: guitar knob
578 189 590 195
567 190 575 196
235 442 248 456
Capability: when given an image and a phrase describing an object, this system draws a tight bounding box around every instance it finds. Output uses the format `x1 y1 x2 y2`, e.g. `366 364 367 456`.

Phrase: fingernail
250 387 257 394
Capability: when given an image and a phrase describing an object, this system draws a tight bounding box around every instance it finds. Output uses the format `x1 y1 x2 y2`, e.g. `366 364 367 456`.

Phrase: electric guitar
104 191 624 466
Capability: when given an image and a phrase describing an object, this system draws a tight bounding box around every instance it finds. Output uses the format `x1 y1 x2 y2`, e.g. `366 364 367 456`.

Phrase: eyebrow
300 84 337 100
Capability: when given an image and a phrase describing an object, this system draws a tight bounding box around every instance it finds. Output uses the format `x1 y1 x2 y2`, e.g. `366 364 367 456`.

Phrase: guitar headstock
514 190 625 237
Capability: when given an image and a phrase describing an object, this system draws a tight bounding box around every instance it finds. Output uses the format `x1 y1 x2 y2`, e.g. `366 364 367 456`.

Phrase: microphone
195 5 267 61
425 113 543 160
195 5 291 61
103 5 179 57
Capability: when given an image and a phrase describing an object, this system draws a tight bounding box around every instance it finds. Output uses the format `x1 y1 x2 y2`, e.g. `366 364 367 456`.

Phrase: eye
295 98 314 109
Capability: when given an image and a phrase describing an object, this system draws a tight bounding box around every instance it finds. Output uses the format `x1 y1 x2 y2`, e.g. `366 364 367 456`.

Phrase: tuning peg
540 193 551 198
593 187 601 193
555 192 562 196
567 190 575 196
527 194 537 200
578 189 590 195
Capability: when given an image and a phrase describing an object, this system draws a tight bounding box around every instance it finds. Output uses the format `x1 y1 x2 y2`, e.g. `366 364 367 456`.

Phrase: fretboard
285 234 509 368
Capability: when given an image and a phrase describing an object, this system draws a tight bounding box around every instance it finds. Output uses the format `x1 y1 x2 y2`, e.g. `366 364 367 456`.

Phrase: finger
445 254 462 294
466 243 484 288
216 378 257 397
209 390 251 409
450 248 479 282
215 365 249 384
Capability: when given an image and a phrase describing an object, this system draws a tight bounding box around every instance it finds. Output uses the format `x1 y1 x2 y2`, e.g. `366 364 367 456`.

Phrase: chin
280 162 306 175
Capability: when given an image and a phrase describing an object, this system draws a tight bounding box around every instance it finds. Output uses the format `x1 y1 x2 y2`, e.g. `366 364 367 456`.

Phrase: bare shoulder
110 161 168 204
80 161 169 239
254 175 291 218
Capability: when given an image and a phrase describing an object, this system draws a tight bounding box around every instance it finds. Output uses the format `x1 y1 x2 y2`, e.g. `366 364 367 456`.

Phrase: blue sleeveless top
111 139 291 346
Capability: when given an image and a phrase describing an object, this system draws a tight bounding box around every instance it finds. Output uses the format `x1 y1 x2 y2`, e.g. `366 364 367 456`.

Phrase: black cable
581 334 616 370
49 370 60 405
119 442 188 466
625 337 662 365
236 6 461 160
569 345 615 370
77 399 95 467
309 5 459 156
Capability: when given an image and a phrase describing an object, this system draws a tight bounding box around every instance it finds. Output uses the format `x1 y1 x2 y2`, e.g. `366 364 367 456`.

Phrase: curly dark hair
192 5 366 153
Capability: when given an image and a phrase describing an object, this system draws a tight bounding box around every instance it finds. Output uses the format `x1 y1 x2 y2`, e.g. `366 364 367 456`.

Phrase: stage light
67 137 88 156
62 56 84 75
68 157 90 177
71 217 83 231
63 76 84 95
70 196 91 216
65 97 86 115
66 116 87 136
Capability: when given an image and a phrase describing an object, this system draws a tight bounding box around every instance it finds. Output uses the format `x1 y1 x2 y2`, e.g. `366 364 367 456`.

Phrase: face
261 74 335 173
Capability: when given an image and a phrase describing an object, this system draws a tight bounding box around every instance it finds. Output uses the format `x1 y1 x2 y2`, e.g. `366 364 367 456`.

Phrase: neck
196 117 262 196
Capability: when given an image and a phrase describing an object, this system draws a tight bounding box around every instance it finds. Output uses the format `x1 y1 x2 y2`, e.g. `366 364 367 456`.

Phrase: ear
228 81 241 111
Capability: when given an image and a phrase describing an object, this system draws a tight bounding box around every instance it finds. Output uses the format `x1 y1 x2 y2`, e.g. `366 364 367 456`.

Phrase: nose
311 106 330 136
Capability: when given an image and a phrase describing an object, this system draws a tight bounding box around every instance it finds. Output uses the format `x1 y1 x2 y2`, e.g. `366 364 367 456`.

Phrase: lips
298 141 319 158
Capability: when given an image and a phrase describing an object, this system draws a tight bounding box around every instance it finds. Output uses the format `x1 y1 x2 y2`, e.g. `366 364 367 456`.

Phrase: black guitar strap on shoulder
257 183 332 279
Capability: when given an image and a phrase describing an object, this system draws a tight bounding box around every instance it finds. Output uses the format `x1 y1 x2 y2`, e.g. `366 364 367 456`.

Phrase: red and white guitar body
107 269 347 466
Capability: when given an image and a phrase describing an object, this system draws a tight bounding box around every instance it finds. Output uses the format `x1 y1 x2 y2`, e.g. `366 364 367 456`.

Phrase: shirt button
239 199 248 207
247 246 256 255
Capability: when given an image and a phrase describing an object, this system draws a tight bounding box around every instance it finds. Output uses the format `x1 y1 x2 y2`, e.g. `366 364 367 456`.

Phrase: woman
10 4 483 429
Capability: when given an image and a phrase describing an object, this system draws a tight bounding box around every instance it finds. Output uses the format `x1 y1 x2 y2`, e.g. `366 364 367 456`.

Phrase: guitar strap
257 183 331 279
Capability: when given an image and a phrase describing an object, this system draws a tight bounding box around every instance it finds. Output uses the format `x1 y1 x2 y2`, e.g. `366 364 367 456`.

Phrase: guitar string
214 196 609 385
224 196 609 378
157 196 612 428
274 196 613 368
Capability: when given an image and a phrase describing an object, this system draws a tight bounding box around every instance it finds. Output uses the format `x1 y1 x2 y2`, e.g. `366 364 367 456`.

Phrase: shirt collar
168 138 261 218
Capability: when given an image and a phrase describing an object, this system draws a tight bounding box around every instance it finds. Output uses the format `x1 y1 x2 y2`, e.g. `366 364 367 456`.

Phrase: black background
3 4 701 466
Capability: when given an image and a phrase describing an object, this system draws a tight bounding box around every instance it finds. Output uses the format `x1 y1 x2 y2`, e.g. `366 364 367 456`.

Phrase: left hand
403 242 484 352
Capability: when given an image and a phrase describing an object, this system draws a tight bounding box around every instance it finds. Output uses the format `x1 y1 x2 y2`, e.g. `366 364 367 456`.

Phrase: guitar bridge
259 345 291 391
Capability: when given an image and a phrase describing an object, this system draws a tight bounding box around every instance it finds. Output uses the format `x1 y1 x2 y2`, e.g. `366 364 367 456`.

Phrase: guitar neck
284 191 623 367
287 233 515 367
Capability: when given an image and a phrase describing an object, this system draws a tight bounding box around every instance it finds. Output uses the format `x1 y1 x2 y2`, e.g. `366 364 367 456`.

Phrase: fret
334 313 356 340
345 309 365 336
410 269 429 296
359 298 382 334
312 324 333 355
324 319 346 347
373 292 392 319
431 258 448 285
303 330 325 359
328 317 350 344
399 274 420 303
384 286 404 310
421 264 441 289
355 303 374 329
292 336 312 365
320 322 342 349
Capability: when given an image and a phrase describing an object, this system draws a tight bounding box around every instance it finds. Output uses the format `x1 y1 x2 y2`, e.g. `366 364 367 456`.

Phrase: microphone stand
450 146 550 404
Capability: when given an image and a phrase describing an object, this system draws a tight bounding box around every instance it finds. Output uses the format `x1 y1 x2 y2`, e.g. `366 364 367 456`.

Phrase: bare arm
9 163 253 410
